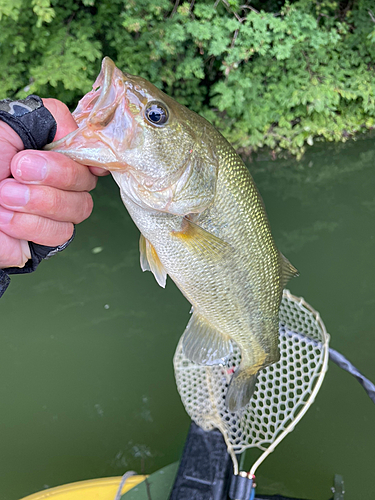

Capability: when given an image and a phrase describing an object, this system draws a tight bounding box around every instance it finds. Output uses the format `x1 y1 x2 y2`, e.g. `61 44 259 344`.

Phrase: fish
46 57 298 412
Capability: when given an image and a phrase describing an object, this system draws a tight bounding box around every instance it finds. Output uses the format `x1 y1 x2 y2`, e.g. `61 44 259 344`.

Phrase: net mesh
173 290 329 461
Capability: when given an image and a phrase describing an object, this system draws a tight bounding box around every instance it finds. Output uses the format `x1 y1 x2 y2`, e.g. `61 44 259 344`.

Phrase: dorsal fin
139 234 167 288
280 253 299 288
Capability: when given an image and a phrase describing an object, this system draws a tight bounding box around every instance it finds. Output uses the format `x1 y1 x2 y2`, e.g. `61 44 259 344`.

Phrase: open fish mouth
44 57 138 170
73 57 121 127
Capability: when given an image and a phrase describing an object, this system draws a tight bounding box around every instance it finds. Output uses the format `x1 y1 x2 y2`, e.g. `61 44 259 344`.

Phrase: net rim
173 290 330 475
249 289 330 474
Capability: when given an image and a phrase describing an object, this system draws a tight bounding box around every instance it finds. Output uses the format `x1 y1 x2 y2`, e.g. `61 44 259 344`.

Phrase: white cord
114 470 137 500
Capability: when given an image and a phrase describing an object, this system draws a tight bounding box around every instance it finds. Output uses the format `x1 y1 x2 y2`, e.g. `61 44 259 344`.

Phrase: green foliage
1 0 375 158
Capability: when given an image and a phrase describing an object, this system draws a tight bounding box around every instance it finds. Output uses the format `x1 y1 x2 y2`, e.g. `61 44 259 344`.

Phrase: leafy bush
1 0 375 158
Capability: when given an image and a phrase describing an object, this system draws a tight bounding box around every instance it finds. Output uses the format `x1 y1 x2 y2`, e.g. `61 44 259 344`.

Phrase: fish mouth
45 57 137 170
74 57 119 127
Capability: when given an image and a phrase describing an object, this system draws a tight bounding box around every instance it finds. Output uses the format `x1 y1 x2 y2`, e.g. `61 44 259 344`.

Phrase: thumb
43 98 109 178
42 98 78 141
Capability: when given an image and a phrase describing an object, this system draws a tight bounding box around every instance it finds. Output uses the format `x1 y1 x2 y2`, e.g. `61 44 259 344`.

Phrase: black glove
0 95 75 297
0 94 56 149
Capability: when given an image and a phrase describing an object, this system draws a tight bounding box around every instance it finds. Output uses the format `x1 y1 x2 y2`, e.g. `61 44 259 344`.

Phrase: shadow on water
1 134 374 499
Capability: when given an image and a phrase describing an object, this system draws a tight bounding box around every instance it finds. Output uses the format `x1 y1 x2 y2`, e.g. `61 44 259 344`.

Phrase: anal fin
139 234 150 272
139 234 167 288
182 312 233 365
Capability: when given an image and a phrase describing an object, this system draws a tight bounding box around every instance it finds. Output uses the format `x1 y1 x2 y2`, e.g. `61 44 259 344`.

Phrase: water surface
1 135 374 499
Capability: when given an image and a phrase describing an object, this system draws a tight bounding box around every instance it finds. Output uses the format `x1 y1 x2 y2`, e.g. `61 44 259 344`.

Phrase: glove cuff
0 94 56 150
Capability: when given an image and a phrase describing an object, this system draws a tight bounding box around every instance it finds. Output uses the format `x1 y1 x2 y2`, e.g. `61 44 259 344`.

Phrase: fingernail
0 206 14 224
15 154 47 181
0 181 30 207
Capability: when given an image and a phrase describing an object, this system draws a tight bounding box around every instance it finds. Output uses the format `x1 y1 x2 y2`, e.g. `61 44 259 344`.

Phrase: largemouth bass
47 57 298 412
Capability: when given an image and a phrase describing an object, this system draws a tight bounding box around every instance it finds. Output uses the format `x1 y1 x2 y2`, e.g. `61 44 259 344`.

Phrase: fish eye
145 101 169 126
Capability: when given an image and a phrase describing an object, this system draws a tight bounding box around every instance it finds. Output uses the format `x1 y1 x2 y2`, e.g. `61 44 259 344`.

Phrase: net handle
249 291 330 476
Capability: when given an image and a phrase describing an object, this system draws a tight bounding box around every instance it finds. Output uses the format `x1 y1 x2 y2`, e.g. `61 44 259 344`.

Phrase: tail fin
225 367 259 412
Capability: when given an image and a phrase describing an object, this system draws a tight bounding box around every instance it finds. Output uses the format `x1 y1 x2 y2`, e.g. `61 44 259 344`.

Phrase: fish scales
46 57 297 411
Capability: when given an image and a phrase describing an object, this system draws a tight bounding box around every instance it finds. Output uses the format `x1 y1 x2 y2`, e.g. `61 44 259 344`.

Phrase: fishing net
173 290 330 474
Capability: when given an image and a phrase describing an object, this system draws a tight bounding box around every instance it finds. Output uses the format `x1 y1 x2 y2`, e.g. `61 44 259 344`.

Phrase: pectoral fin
182 312 233 365
139 234 167 288
172 217 232 259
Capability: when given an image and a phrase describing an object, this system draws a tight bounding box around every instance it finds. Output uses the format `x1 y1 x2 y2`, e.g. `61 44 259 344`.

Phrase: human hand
0 98 107 269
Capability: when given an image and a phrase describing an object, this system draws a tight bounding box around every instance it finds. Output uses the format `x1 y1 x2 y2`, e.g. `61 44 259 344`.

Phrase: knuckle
43 188 63 215
88 174 98 191
53 221 74 245
73 192 93 223
32 216 73 246
64 162 81 190
33 215 52 238
43 99 70 121
59 159 97 192
84 193 94 216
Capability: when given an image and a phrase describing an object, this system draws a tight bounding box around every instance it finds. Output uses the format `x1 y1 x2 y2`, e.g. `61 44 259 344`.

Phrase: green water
1 135 374 500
